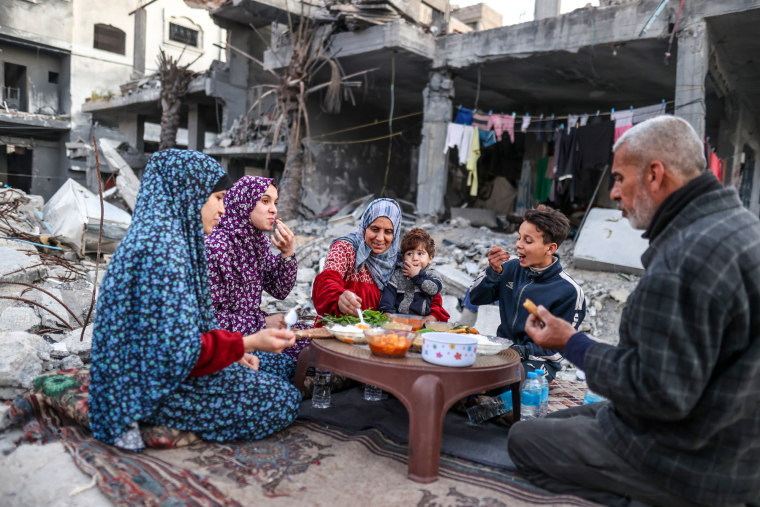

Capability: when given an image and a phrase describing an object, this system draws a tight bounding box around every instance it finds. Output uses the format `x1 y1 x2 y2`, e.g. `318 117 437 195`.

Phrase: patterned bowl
421 332 478 367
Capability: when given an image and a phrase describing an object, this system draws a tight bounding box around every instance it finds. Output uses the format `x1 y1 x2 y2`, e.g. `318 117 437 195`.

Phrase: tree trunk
159 98 182 151
276 112 304 220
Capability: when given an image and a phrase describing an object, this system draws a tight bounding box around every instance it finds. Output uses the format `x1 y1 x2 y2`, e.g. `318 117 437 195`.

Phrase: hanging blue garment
479 128 497 148
454 106 474 125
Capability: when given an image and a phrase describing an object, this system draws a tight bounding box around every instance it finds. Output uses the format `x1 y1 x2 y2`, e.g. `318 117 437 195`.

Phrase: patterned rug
10 373 594 506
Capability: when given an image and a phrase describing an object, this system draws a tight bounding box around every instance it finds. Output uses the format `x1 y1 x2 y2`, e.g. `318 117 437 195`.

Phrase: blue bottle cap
526 372 537 379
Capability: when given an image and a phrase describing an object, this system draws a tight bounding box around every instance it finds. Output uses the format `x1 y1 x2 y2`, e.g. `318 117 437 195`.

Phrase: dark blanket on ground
299 385 516 470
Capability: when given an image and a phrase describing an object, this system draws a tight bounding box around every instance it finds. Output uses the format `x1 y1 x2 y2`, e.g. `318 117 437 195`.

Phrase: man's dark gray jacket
585 187 760 505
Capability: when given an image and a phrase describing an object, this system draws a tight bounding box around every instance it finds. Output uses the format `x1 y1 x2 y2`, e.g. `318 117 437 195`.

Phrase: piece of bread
522 298 542 323
295 327 334 339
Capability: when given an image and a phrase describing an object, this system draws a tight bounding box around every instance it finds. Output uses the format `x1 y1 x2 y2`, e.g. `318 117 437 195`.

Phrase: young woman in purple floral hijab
205 176 308 361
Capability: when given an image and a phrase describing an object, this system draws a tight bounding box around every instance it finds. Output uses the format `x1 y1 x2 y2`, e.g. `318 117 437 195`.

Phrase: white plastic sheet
43 179 132 256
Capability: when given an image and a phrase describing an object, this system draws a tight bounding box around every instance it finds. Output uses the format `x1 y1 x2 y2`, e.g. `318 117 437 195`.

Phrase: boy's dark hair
401 228 435 258
523 205 570 246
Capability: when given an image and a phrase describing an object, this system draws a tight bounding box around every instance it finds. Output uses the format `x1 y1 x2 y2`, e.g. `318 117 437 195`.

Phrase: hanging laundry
515 159 534 215
521 114 531 132
445 123 475 165
454 106 474 125
535 114 545 142
554 127 577 203
611 109 633 142
472 112 489 130
466 126 481 197
544 116 556 143
579 113 589 127
632 102 666 124
488 114 516 143
479 129 497 148
567 114 579 133
575 120 615 202
709 152 723 182
534 157 552 203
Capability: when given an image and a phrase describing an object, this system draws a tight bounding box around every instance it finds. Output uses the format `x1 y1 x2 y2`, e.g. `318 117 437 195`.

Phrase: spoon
285 309 298 331
356 307 367 327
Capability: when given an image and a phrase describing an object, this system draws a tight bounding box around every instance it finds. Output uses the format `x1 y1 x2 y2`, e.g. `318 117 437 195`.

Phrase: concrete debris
99 139 140 211
573 208 648 275
0 331 50 398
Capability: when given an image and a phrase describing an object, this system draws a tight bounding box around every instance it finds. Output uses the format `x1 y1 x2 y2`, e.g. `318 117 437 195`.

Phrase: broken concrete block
60 355 84 370
62 325 93 362
436 264 475 298
0 247 46 284
573 208 648 275
473 304 501 337
0 331 50 398
0 307 40 332
49 341 69 359
327 194 374 226
0 405 10 432
441 294 461 323
296 268 317 284
450 207 497 228
55 279 94 323
28 287 71 330
99 138 140 211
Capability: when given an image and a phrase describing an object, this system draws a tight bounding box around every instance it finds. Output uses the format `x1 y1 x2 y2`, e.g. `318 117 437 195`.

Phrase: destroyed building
0 0 227 198
3 0 760 223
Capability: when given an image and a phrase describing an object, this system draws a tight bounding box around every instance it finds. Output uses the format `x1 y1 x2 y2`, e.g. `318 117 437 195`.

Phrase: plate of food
329 323 370 344
470 334 508 355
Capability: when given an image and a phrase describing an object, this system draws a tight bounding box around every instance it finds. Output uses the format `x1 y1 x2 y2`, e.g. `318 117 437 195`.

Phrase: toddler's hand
402 259 421 278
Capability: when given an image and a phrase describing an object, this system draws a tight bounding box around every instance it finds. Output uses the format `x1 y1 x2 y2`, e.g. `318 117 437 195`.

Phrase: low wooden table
294 339 522 483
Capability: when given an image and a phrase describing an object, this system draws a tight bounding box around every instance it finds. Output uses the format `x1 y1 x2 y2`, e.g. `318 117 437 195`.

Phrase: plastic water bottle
364 384 387 401
520 372 541 420
466 391 513 425
583 388 606 405
311 369 331 409
535 369 549 417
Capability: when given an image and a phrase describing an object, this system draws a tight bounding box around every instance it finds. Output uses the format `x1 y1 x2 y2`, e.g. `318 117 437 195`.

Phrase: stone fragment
0 331 50 398
0 247 46 284
61 355 84 369
296 268 317 284
0 306 40 332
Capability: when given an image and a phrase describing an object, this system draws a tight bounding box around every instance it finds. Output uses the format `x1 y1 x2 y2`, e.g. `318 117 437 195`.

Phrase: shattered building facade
5 0 760 222
0 0 226 198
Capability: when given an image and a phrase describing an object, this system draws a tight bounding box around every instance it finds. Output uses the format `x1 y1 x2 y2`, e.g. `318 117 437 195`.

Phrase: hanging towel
521 114 531 132
445 123 474 165
454 107 474 125
567 114 579 133
479 128 497 148
632 102 666 124
534 157 552 203
472 112 489 130
579 113 589 127
515 159 534 215
611 110 633 142
466 127 481 197
709 152 723 182
488 114 516 143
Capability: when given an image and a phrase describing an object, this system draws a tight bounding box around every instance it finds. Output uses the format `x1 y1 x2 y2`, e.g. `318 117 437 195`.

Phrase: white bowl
421 332 478 367
329 324 368 344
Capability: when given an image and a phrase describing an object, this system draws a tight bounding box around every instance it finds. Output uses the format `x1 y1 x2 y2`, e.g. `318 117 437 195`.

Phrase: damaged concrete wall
0 1 73 46
301 97 422 216
0 45 64 115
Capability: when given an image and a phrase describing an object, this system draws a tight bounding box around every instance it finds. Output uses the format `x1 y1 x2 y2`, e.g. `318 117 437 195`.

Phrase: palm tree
157 49 194 151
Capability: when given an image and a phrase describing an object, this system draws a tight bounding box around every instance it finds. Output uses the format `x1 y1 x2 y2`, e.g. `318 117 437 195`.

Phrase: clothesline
456 100 675 124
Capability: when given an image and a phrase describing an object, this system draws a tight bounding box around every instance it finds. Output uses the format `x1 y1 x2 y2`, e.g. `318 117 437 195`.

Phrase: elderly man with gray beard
507 115 760 507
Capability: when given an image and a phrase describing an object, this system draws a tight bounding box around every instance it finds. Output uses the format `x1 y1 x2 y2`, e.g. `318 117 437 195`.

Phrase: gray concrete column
675 19 708 139
133 8 147 74
416 69 454 219
534 0 560 20
117 113 144 153
187 103 206 151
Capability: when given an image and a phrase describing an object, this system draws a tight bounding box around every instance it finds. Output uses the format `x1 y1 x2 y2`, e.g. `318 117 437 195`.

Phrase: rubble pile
0 184 638 402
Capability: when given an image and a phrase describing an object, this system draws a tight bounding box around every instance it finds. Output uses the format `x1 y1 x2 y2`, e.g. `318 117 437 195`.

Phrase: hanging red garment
709 152 722 182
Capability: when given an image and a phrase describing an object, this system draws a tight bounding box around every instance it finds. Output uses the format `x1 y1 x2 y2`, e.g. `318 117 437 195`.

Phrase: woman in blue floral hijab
89 150 300 451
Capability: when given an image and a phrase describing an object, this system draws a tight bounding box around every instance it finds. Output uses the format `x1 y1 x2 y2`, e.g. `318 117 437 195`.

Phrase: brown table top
315 338 520 370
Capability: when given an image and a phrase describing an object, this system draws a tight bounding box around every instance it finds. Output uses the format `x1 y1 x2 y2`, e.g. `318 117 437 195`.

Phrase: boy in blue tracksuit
469 205 585 380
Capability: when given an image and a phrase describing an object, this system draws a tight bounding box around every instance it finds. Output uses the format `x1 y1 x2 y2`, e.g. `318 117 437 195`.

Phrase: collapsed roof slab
263 20 435 71
211 0 332 29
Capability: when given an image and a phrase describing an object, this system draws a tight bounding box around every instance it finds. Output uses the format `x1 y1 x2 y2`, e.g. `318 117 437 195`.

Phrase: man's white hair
613 115 706 181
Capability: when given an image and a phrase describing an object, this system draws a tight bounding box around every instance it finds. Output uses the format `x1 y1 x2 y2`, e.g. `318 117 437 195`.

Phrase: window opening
94 24 126 55
48 72 59 84
3 63 28 112
169 22 199 47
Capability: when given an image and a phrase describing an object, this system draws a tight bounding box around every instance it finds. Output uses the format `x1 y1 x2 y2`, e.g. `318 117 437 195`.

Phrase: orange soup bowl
364 329 416 358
